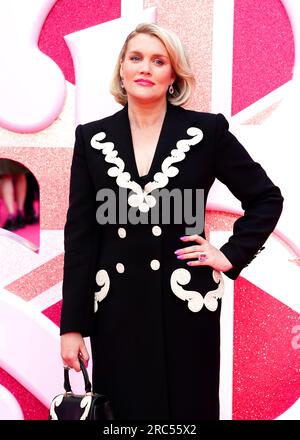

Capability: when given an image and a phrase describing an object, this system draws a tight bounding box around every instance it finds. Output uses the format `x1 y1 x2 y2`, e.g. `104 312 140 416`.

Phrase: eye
130 55 141 62
153 59 163 65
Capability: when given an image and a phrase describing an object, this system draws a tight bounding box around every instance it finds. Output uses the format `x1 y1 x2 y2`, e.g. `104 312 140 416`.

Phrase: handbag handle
63 358 92 394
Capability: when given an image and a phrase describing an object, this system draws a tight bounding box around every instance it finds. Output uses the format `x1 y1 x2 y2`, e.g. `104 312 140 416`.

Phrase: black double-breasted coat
60 102 283 420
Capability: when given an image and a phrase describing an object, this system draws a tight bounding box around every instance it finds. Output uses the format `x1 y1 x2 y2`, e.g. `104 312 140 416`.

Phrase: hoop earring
169 84 174 95
120 78 125 89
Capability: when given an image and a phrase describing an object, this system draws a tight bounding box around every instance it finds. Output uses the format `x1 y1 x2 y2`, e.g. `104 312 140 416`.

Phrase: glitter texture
0 367 48 420
232 0 294 115
0 0 297 421
144 0 214 112
243 101 282 125
205 210 238 240
43 300 62 328
5 254 64 301
233 277 300 420
0 147 73 230
38 0 121 85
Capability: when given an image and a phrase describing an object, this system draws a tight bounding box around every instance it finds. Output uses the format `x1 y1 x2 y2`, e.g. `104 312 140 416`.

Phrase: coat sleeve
60 124 98 336
214 113 284 280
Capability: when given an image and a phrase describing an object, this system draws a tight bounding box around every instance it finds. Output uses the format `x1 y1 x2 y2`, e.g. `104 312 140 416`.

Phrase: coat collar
90 102 204 212
111 101 188 182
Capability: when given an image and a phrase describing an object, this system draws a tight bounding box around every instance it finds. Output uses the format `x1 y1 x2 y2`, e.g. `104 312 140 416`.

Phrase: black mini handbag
49 359 114 420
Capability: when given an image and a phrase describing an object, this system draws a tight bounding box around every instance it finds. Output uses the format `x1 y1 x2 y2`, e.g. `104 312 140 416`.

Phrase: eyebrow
127 50 169 58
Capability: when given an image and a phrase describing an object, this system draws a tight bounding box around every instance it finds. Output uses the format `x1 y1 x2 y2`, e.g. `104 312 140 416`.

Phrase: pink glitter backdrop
0 0 298 420
232 0 294 115
233 277 299 419
38 0 121 85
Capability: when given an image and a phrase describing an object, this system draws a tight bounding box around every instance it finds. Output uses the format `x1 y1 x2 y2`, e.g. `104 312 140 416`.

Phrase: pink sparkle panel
0 367 48 420
232 0 294 115
38 0 121 84
205 210 237 237
233 277 300 420
43 300 62 328
145 0 214 112
5 254 64 301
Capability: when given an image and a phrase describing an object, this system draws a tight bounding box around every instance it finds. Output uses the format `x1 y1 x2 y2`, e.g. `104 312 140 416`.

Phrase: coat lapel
146 102 188 182
91 102 204 212
109 102 188 184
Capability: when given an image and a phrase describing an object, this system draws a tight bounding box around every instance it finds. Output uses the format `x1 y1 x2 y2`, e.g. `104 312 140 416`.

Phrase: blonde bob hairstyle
110 23 195 106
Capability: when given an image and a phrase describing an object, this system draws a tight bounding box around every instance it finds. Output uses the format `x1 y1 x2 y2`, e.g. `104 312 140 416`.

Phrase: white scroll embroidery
49 394 64 420
91 127 203 212
80 395 93 420
49 394 92 420
170 268 224 312
94 269 110 312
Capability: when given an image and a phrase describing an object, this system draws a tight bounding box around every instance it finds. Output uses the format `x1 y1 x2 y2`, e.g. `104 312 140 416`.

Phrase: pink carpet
0 199 40 249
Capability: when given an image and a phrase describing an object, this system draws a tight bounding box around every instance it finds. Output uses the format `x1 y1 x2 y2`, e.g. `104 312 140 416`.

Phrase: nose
139 59 151 75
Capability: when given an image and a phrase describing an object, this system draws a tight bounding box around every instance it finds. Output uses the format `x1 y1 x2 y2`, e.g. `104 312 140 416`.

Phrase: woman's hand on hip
175 234 233 272
60 332 89 372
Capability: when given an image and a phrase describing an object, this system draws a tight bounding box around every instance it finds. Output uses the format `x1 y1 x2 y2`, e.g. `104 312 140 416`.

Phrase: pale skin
61 32 233 371
175 235 233 271
120 32 176 177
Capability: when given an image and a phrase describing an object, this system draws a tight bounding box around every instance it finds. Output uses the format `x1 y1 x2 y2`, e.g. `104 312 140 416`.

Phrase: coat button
150 259 160 270
118 227 126 238
152 226 162 236
116 263 125 273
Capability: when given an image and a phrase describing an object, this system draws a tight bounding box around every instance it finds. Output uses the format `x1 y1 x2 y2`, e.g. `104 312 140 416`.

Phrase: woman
60 23 283 420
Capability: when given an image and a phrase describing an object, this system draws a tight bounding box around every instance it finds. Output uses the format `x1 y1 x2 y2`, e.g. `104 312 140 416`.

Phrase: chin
129 91 164 104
